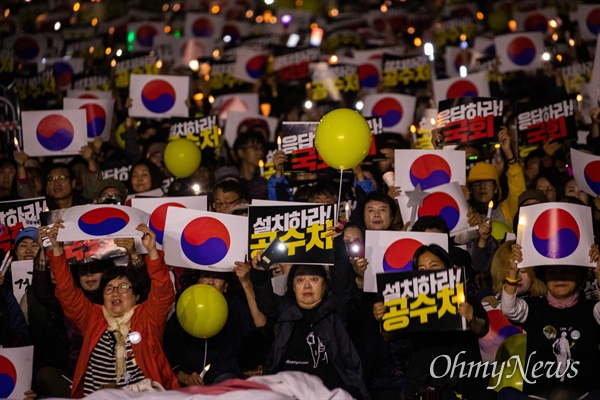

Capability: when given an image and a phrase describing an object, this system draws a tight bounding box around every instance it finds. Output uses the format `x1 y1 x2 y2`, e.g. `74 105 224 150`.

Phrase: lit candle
258 160 265 177
13 137 20 152
410 124 417 145
277 136 282 151
345 201 351 220
516 216 526 246
486 200 493 221
199 364 211 379
576 94 583 112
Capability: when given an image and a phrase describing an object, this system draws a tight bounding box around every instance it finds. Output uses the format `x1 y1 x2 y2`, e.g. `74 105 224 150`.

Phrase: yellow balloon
176 284 228 339
315 108 372 170
489 333 527 392
492 221 513 242
164 138 201 178
114 122 126 150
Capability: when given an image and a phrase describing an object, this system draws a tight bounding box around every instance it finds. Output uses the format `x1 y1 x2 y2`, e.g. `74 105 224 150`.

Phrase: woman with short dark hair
47 221 178 397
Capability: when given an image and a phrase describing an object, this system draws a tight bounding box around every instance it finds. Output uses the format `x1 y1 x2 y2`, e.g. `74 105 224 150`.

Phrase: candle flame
277 136 282 145
258 160 264 167
410 124 416 133
204 364 211 371
345 202 350 211
457 292 465 304
576 94 583 102
488 201 493 208
13 137 19 147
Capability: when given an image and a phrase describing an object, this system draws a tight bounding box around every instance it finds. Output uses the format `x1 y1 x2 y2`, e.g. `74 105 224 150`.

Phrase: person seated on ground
47 221 178 396
164 264 266 386
501 243 600 399
373 244 492 400
250 232 369 399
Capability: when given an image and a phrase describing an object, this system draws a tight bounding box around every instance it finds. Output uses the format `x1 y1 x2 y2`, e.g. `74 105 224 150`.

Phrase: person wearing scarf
46 221 179 398
501 243 600 399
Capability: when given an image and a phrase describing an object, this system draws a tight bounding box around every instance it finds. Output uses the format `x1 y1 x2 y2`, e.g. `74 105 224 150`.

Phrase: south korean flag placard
163 208 248 272
394 149 466 192
129 74 189 118
21 109 88 157
364 230 448 293
516 202 595 269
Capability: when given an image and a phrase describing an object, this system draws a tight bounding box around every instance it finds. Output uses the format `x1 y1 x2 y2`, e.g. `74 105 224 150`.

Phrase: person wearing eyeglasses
47 221 179 397
94 178 128 205
44 163 92 210
211 180 251 214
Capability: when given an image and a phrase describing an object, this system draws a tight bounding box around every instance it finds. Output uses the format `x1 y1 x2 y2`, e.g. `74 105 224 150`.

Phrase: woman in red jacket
47 221 179 398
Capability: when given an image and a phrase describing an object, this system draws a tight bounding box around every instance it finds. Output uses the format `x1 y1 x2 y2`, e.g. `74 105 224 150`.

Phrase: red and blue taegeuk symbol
192 17 214 37
0 355 17 398
246 55 268 79
383 238 423 272
447 79 478 99
181 217 230 265
532 208 580 259
141 79 176 114
52 61 74 88
586 7 600 35
584 160 600 195
80 103 106 138
409 154 451 190
149 202 186 245
524 13 548 33
418 192 461 231
372 97 403 129
78 208 130 236
480 309 523 360
13 36 39 60
135 25 158 47
36 114 75 151
358 64 380 89
507 36 537 66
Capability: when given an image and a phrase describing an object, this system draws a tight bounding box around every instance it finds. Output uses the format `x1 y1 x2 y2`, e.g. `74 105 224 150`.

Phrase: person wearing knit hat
94 178 127 204
518 189 549 208
465 127 526 240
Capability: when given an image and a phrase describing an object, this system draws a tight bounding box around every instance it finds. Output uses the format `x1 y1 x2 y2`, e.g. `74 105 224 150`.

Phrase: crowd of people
2 1 600 399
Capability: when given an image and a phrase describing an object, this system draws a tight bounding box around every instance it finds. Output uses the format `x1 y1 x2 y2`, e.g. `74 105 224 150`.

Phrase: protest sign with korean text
382 54 431 90
394 149 466 192
22 109 88 157
11 260 33 305
14 69 56 104
273 46 321 81
570 148 600 197
562 61 593 95
209 55 248 95
309 62 359 102
364 230 448 293
377 267 467 332
168 115 220 150
131 196 208 249
0 197 46 255
57 205 149 241
163 208 247 272
0 345 34 399
437 97 503 147
71 73 112 92
516 98 576 146
516 202 595 269
113 53 158 89
129 74 189 118
248 204 335 265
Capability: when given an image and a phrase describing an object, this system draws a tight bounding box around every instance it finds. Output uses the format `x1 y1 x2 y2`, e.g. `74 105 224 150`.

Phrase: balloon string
336 169 343 222
203 338 208 369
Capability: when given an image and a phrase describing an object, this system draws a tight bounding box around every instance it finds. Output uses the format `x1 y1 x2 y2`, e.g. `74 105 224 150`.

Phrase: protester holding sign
47 221 178 396
373 244 491 399
250 233 368 399
501 243 600 398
